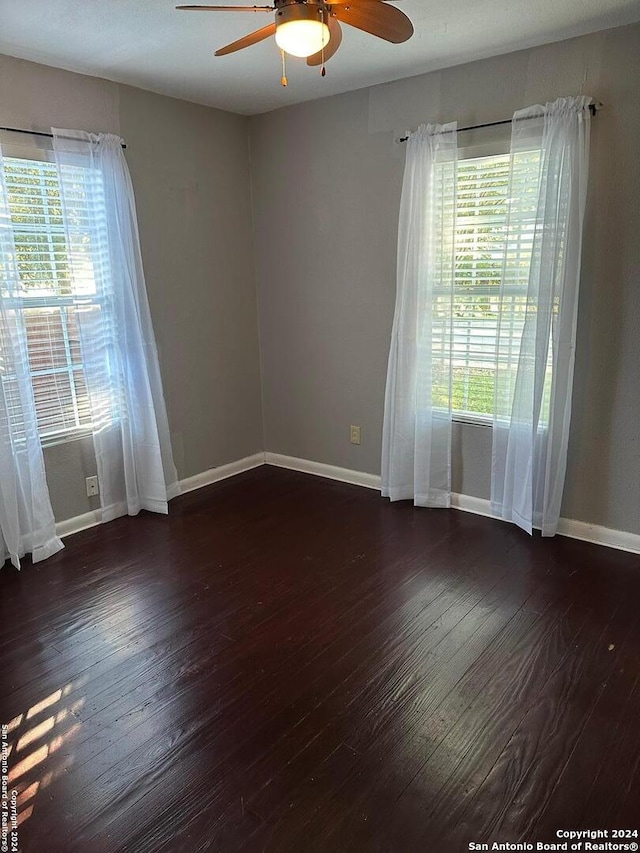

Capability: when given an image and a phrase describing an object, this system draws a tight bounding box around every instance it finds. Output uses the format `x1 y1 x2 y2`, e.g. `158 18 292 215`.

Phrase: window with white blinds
435 149 546 421
3 156 94 442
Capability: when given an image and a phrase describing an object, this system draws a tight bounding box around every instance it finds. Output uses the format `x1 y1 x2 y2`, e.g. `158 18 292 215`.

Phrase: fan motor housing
275 0 328 26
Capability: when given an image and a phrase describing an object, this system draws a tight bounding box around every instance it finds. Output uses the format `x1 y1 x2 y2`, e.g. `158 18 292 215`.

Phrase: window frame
1 142 98 447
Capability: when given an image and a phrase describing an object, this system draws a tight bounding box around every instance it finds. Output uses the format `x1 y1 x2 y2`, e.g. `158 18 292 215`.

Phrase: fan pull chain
321 9 326 76
280 49 288 87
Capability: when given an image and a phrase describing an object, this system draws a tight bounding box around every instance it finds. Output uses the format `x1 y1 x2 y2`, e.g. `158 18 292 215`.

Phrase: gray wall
2 24 639 537
249 23 640 535
0 55 263 522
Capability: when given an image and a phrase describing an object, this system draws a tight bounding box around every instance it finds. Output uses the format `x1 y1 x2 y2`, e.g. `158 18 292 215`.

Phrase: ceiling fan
176 0 414 71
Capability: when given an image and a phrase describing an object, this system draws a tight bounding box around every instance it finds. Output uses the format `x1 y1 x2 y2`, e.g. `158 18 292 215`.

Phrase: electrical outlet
350 425 361 445
86 476 99 497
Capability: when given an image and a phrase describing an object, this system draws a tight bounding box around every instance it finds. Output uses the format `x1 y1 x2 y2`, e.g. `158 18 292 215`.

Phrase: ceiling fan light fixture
275 4 330 58
180 0 414 71
275 19 330 57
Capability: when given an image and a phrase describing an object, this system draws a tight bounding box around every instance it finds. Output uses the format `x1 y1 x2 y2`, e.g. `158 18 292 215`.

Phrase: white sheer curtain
491 96 592 535
53 130 179 521
381 123 457 506
0 144 63 568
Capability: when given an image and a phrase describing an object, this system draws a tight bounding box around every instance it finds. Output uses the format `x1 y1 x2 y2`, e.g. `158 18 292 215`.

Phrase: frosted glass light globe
275 19 330 58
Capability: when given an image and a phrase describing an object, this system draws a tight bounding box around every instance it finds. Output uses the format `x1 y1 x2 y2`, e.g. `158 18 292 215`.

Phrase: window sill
40 428 94 450
452 413 493 428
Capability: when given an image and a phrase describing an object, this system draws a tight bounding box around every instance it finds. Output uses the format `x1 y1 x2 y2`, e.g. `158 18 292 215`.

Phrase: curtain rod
0 126 127 149
397 101 602 143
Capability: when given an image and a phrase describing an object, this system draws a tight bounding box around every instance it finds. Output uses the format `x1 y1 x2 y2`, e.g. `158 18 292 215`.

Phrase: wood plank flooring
1 465 639 852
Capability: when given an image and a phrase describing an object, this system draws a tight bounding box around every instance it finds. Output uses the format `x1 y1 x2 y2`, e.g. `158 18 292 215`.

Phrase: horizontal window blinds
2 157 95 440
434 151 547 419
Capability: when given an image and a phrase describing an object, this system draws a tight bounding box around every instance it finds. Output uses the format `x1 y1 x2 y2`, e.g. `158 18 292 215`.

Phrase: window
434 149 549 423
2 156 94 443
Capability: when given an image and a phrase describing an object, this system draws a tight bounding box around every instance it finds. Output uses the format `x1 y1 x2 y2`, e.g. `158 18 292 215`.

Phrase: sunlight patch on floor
3 681 82 833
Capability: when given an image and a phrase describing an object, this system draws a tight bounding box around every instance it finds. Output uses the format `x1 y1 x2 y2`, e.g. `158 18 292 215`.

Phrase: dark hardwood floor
1 465 639 852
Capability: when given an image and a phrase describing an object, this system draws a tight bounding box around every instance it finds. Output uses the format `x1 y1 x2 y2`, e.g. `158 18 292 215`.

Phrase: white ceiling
2 0 640 115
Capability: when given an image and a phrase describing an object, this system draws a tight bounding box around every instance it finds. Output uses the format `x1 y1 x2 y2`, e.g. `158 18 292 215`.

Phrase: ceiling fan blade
215 22 277 55
331 1 413 43
307 17 342 66
177 5 274 11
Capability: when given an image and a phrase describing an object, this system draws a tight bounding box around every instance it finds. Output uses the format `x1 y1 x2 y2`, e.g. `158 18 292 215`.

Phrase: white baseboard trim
54 451 640 556
56 508 105 540
451 492 640 554
556 518 640 555
265 453 640 556
450 492 494 519
55 452 266 540
264 452 381 491
177 452 266 496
